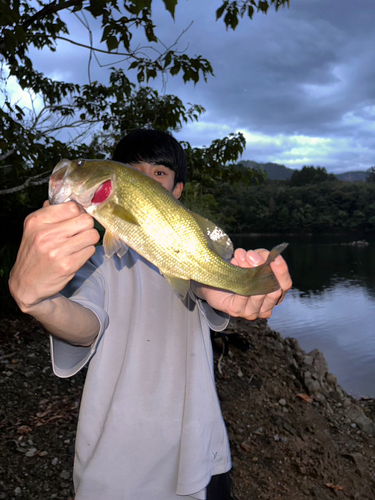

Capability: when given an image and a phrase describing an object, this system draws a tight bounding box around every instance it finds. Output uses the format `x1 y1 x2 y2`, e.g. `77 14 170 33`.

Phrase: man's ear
172 182 184 200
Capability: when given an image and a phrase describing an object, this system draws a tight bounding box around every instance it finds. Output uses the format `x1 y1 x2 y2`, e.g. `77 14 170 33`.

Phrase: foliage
201 178 375 235
216 0 289 30
0 0 288 313
365 166 375 183
289 165 337 187
1 0 286 196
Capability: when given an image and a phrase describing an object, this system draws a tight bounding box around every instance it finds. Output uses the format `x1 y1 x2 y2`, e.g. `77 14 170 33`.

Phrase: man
9 129 292 499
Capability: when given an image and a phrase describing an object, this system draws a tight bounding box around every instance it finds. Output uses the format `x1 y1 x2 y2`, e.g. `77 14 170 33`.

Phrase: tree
1 0 289 195
366 166 375 183
289 166 337 187
216 0 289 30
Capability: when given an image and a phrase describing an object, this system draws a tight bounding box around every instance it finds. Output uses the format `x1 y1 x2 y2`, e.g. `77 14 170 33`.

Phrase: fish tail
263 242 289 265
239 243 288 296
242 263 280 296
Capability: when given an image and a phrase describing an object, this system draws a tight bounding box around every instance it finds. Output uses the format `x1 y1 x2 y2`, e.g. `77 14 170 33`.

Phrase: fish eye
77 160 85 168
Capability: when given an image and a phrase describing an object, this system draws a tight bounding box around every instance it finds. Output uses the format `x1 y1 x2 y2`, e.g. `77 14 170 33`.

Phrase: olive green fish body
49 159 286 298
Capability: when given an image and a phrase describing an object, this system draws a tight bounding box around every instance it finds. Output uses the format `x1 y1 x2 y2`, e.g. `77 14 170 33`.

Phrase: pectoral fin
163 274 191 300
103 230 129 258
111 203 140 226
188 210 234 261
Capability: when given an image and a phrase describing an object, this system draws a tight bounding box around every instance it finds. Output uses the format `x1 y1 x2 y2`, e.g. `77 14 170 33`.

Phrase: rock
304 355 314 366
306 379 321 394
60 470 70 480
325 373 337 388
345 405 375 435
240 441 250 452
25 448 38 457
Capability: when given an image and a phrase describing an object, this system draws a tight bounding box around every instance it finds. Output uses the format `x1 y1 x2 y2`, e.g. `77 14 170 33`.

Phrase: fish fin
263 242 289 265
103 230 129 258
111 203 140 226
188 210 234 261
244 265 281 295
241 243 289 296
163 274 191 300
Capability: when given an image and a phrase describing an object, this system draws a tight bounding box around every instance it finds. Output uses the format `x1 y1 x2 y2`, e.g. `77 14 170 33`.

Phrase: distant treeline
186 166 375 235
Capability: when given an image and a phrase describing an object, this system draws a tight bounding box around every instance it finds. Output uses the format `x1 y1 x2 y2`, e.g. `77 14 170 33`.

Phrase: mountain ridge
240 160 369 182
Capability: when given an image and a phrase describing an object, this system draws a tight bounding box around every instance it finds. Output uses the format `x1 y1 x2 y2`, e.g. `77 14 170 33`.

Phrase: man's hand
194 248 292 321
9 201 100 314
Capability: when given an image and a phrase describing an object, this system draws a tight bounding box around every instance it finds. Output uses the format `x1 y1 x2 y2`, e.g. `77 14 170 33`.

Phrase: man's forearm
26 294 100 346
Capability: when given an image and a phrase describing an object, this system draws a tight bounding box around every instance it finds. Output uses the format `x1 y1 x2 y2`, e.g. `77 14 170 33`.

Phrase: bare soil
1 316 375 500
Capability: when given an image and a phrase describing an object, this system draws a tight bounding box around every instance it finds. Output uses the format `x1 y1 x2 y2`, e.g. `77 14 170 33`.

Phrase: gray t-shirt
51 247 231 500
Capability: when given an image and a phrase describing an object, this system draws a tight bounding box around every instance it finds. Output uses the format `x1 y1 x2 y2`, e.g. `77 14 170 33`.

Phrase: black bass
49 159 287 299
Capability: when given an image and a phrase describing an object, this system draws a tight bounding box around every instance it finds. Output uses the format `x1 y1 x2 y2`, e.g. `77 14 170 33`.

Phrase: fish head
49 159 115 209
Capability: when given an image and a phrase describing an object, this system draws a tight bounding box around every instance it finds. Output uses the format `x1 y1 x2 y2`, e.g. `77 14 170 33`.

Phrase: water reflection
232 235 375 398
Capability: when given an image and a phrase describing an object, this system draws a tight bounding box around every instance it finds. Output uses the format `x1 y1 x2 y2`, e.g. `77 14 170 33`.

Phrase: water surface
232 234 375 398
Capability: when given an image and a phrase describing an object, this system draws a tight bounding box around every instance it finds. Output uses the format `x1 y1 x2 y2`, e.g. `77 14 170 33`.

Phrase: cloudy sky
11 0 375 173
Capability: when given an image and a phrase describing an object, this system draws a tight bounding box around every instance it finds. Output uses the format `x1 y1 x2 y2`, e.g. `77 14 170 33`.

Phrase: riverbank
1 316 375 499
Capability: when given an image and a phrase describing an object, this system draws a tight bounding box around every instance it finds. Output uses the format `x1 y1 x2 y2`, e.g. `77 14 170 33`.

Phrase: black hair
112 129 187 185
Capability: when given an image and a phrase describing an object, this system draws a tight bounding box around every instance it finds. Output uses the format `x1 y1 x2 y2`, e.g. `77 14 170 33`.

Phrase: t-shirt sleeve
188 289 230 332
50 256 109 378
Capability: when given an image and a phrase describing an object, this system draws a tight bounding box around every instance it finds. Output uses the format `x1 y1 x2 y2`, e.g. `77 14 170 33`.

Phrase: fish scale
49 158 287 298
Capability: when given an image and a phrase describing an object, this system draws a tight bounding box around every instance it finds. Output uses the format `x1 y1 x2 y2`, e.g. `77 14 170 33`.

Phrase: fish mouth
49 159 71 204
49 159 114 208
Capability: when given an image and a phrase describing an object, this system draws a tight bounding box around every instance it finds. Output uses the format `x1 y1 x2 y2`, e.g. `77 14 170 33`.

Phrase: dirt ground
1 316 375 500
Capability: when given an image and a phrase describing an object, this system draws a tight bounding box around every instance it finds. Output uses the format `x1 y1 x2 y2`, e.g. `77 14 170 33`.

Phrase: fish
49 158 287 299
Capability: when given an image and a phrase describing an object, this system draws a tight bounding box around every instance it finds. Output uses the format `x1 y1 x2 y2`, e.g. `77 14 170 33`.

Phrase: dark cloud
21 0 375 172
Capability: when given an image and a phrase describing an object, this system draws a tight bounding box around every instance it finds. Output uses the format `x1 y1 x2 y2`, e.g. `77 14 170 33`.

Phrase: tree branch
22 0 84 31
0 174 50 196
0 148 16 162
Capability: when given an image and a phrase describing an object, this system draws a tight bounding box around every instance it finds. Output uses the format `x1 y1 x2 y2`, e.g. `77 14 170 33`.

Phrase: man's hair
112 129 187 186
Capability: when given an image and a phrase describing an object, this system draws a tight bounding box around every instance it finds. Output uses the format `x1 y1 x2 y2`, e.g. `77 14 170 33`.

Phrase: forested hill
240 160 369 182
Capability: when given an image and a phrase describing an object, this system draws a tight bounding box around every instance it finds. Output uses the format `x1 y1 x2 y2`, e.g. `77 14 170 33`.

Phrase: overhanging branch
22 0 84 31
0 175 50 195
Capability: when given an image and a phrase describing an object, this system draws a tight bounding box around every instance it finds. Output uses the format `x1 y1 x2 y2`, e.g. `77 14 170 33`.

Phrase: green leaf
88 0 108 18
131 0 152 15
216 2 228 20
162 0 178 18
137 68 145 83
163 51 173 68
106 35 119 52
170 63 181 76
258 1 269 14
100 25 112 43
247 5 254 19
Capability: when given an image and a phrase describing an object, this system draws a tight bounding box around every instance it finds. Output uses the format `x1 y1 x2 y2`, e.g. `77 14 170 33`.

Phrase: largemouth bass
49 159 287 299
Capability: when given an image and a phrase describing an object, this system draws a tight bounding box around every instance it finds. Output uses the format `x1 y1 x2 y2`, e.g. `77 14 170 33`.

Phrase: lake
232 234 375 399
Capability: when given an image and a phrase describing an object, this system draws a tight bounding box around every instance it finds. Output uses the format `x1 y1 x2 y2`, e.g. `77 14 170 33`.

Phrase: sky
9 0 375 173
